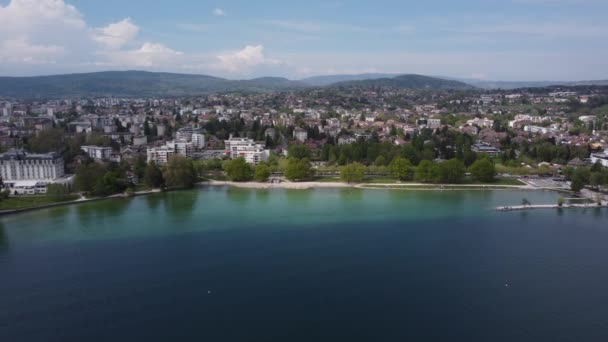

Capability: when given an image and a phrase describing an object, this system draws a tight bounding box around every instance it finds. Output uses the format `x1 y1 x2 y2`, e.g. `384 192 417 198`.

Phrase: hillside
0 71 307 98
301 73 400 86
330 74 475 90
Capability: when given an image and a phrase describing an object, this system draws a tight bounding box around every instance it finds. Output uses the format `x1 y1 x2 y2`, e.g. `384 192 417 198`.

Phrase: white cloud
0 38 64 64
215 45 280 73
102 43 184 68
93 18 140 50
213 8 226 16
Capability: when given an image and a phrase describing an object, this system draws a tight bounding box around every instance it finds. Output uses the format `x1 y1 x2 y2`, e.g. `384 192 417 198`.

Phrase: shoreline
0 189 162 217
201 180 540 191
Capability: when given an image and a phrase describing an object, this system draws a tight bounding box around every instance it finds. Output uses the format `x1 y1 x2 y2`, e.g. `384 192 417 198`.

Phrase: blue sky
0 0 607 80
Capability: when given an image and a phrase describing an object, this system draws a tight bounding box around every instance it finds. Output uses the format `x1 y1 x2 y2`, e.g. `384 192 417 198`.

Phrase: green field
0 195 80 211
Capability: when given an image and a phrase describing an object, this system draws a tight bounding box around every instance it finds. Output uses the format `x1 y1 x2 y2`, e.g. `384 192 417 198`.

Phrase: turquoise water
1 187 608 341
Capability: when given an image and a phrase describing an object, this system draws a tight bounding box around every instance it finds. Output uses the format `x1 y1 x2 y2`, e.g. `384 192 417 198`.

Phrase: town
1 84 607 209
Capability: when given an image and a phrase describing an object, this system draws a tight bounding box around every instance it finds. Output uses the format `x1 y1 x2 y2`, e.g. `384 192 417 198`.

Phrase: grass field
463 178 526 186
0 195 80 211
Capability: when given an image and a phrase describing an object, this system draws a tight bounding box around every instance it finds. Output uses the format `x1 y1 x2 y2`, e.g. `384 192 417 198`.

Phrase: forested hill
329 74 476 90
0 71 307 99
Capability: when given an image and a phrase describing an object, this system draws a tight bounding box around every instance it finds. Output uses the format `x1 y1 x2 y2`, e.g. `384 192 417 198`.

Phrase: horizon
0 0 607 81
0 69 607 84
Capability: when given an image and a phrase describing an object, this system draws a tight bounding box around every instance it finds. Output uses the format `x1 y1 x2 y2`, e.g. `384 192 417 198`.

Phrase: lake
1 187 608 341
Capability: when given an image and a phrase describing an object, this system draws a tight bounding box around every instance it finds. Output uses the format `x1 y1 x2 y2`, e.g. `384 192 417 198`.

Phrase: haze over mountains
0 70 606 98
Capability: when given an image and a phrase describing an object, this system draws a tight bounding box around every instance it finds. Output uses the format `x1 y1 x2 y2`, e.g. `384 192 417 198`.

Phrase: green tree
288 144 311 160
92 171 126 197
74 163 106 193
224 158 254 182
46 184 70 198
254 164 271 182
340 162 366 183
143 161 164 188
163 156 197 189
469 158 496 183
27 128 65 153
374 155 387 166
570 168 590 192
389 157 414 181
438 159 466 184
414 160 437 183
285 158 313 181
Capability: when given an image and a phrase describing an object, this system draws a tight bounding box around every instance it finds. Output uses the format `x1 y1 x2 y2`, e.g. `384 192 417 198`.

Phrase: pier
497 203 608 211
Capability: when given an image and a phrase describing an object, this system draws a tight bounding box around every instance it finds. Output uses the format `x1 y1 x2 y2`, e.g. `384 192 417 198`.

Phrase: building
146 140 193 165
0 149 72 194
417 118 441 129
133 135 148 146
264 128 276 139
147 146 175 165
591 150 608 167
224 136 269 164
293 127 308 142
176 127 206 149
81 145 113 161
467 118 494 128
338 135 356 145
472 143 501 156
191 133 206 149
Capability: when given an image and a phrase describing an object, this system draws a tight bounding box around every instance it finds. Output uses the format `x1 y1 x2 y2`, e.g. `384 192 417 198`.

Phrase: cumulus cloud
93 18 140 50
102 43 184 68
215 45 280 73
0 0 284 76
0 38 64 64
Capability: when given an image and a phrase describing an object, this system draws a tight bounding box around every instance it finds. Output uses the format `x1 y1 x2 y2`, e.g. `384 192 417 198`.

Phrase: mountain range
0 70 606 98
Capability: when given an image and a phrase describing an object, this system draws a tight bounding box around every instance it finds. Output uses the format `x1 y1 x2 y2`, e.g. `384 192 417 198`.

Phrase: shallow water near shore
1 187 608 341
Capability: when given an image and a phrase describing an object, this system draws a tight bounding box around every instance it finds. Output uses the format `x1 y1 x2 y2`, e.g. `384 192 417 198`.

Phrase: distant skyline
0 0 607 81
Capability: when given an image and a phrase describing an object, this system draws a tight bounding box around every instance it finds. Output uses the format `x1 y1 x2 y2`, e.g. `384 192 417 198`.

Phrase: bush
285 158 313 181
224 158 254 182
340 163 366 183
254 164 271 182
469 158 496 183
389 157 413 181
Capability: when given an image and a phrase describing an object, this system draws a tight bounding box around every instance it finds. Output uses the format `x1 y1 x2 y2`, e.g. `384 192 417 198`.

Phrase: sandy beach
201 180 535 190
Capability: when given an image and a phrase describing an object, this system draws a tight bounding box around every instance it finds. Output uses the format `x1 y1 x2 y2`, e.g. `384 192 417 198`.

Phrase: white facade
293 128 308 142
591 150 608 167
0 150 64 182
192 133 206 149
147 140 193 165
466 118 494 128
224 137 269 164
81 145 113 161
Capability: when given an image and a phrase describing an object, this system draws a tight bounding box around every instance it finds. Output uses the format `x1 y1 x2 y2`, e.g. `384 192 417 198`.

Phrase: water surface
1 187 607 341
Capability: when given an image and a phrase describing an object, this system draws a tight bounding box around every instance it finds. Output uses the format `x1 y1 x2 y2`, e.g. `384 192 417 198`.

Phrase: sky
0 0 607 81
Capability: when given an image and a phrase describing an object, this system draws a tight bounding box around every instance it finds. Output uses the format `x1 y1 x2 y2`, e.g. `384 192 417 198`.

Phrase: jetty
497 203 608 211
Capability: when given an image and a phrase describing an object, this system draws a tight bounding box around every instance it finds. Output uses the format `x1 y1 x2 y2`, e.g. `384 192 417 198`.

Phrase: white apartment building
191 133 206 149
81 145 113 161
293 127 308 142
224 137 269 164
0 149 64 182
0 149 72 194
466 118 494 128
591 150 608 167
147 140 194 165
176 127 206 149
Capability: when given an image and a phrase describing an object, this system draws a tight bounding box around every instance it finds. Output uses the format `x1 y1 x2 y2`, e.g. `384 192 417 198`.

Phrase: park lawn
463 178 526 186
313 176 342 183
0 195 80 211
363 177 400 184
